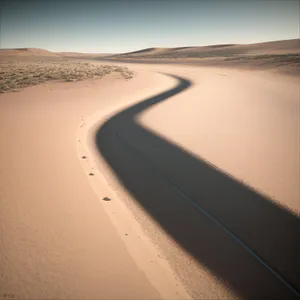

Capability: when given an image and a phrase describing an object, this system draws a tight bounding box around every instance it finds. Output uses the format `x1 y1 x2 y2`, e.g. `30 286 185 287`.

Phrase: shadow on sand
95 74 300 299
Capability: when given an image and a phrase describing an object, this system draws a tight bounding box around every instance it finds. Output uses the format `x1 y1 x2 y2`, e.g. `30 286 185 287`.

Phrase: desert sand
100 39 300 77
108 39 300 59
0 48 59 57
0 43 299 299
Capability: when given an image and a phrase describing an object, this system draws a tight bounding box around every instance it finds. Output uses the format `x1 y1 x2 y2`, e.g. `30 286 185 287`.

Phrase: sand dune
116 47 170 56
0 48 109 59
0 48 59 57
57 52 112 58
2 39 298 72
110 39 300 58
171 39 300 56
2 39 299 60
95 39 300 77
231 38 300 54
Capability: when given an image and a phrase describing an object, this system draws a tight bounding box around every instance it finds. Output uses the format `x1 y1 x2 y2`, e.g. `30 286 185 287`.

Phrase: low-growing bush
0 59 134 93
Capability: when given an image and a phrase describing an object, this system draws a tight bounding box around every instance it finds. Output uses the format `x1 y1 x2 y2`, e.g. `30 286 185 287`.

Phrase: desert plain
0 39 300 299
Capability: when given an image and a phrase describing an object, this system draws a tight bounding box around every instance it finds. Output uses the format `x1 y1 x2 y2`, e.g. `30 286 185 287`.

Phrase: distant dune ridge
0 48 59 57
121 47 170 55
57 52 111 58
102 39 300 77
110 39 300 59
1 38 299 59
1 39 299 76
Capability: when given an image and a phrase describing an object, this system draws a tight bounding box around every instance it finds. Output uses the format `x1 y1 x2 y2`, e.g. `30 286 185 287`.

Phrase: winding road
94 66 300 299
1 62 299 299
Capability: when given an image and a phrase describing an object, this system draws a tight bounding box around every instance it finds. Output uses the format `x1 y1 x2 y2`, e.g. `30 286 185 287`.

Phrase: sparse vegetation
224 53 300 63
0 59 134 93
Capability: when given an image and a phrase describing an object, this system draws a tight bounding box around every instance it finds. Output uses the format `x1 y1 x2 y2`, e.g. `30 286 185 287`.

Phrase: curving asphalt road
94 70 300 299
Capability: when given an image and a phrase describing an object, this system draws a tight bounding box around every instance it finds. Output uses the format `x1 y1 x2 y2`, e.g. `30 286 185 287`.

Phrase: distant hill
1 39 299 62
0 48 112 60
56 52 111 58
108 39 300 59
0 48 59 57
120 47 169 55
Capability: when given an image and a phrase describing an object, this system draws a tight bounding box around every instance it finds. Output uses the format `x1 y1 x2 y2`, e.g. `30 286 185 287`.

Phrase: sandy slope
102 39 300 77
0 48 59 57
56 52 112 59
0 73 190 299
110 39 300 58
0 62 299 299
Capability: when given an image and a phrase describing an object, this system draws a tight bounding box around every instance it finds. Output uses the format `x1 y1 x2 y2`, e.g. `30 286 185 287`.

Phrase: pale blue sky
1 0 299 53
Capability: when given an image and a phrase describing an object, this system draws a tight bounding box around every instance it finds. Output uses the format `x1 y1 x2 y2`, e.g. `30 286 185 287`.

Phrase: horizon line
1 37 299 55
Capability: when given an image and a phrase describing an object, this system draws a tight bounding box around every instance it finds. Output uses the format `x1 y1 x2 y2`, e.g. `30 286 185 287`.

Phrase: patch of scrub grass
224 53 300 63
0 59 134 93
